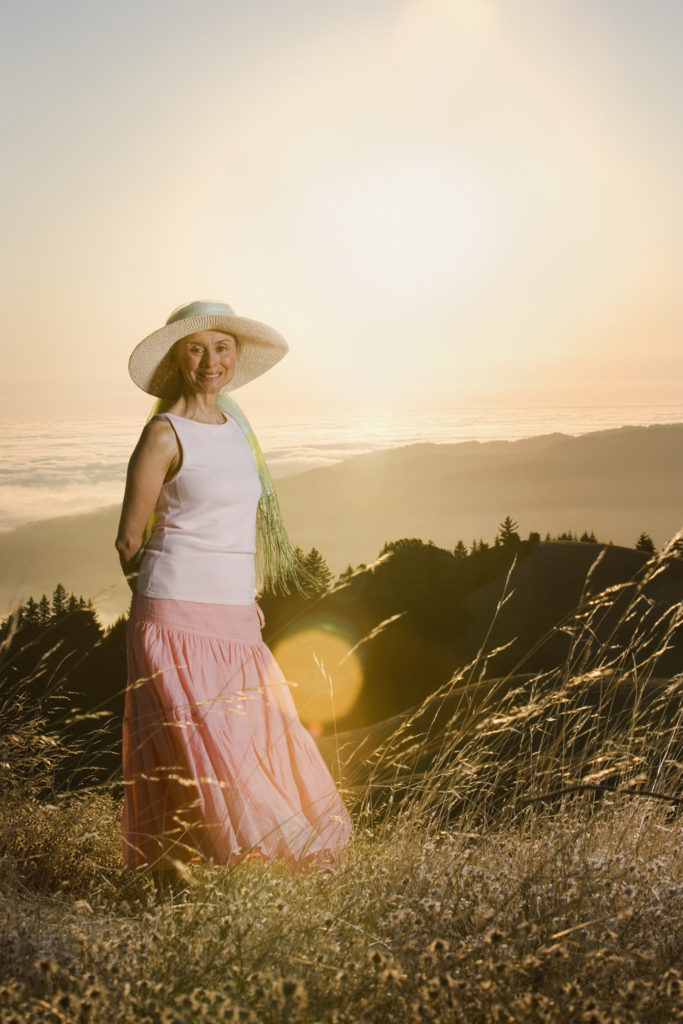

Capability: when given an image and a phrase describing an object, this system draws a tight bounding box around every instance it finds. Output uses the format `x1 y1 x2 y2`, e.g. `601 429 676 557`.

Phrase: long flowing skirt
122 594 353 873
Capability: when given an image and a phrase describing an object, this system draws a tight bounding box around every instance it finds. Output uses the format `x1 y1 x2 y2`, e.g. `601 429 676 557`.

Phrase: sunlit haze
1 0 681 421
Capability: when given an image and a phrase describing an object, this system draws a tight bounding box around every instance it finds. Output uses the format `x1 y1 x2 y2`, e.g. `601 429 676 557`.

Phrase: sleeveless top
136 412 263 605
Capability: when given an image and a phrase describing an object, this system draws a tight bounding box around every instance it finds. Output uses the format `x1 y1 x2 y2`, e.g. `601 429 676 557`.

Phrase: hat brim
128 313 289 398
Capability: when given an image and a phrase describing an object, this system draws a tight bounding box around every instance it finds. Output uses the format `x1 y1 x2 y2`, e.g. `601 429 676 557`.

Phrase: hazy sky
1 0 681 422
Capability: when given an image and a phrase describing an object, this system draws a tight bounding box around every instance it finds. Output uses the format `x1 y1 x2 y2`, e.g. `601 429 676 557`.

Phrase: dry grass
0 535 682 1023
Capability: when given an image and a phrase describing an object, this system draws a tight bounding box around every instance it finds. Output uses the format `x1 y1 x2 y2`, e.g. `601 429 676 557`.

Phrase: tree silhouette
37 594 51 627
51 583 68 620
635 532 655 553
303 547 334 593
580 531 598 543
21 596 39 626
453 540 468 561
497 516 521 547
380 538 425 557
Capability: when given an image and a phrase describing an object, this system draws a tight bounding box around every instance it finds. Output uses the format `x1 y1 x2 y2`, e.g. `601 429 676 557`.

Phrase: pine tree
37 594 51 626
453 540 468 560
51 583 68 619
303 548 334 592
580 530 597 543
22 596 40 625
635 532 655 553
497 515 521 547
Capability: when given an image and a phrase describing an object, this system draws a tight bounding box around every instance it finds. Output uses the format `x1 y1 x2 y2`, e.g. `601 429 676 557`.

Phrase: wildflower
55 992 80 1013
661 968 682 998
369 949 387 968
622 980 641 1003
160 1009 188 1024
379 968 404 984
581 998 609 1024
275 977 307 1009
33 957 59 976
228 1009 259 1023
84 983 105 1001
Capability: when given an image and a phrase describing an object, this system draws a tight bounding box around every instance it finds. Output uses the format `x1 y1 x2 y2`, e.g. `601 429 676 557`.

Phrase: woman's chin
188 380 226 395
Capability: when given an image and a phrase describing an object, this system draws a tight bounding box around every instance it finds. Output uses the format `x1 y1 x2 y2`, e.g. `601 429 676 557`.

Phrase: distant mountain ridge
273 421 682 571
0 423 681 624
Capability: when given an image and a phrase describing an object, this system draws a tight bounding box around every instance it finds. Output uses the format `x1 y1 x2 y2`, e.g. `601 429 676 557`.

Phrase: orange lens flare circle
272 621 363 727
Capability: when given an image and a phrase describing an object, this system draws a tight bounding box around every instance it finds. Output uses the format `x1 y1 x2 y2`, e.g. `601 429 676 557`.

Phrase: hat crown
166 300 236 326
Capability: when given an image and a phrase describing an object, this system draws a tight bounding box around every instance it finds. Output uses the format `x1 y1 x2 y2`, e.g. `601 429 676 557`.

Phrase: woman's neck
166 393 226 424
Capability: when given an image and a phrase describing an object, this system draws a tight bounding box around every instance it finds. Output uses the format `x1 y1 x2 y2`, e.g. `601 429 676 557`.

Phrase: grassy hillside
0 536 681 1022
2 536 682 789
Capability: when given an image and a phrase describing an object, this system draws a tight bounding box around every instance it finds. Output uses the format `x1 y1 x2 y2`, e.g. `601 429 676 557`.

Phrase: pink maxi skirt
122 594 353 873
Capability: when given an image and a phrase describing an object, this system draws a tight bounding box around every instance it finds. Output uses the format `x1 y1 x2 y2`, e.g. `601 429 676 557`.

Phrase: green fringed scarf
142 394 313 596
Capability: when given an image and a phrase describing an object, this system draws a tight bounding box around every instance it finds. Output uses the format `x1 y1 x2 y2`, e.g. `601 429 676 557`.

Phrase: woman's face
172 330 239 395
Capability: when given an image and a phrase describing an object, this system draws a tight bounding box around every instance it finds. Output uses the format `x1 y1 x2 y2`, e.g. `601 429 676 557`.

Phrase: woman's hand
254 600 266 629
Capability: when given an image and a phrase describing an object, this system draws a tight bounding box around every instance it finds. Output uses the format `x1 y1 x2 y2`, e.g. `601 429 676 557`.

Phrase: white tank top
136 412 263 604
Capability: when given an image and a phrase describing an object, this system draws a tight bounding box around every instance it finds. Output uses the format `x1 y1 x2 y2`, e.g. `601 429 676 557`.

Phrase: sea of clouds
1 404 681 532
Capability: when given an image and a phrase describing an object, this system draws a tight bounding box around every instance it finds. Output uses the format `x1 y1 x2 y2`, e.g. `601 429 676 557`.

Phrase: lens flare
272 618 364 727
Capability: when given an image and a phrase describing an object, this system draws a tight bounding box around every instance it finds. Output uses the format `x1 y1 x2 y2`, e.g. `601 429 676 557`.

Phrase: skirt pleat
122 594 353 873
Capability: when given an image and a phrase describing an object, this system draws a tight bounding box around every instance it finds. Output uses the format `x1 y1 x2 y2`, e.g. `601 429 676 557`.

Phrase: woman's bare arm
115 419 179 588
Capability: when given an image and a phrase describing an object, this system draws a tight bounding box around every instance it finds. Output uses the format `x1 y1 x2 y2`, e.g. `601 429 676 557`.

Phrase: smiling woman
116 299 353 890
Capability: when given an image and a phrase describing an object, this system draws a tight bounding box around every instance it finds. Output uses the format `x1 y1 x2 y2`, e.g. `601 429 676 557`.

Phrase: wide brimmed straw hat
128 299 289 398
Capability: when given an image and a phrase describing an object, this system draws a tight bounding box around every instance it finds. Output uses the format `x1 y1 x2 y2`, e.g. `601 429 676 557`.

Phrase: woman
116 300 352 884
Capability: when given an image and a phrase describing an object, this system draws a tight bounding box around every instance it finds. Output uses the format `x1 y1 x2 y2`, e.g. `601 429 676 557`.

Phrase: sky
1 0 682 424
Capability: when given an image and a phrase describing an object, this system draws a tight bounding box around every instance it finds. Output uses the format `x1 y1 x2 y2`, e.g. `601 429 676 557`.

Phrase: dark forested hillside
3 533 682 780
259 535 683 729
0 587 127 785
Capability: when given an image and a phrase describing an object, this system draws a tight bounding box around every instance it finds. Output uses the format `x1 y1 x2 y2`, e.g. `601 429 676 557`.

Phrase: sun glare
309 158 502 303
271 621 364 726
